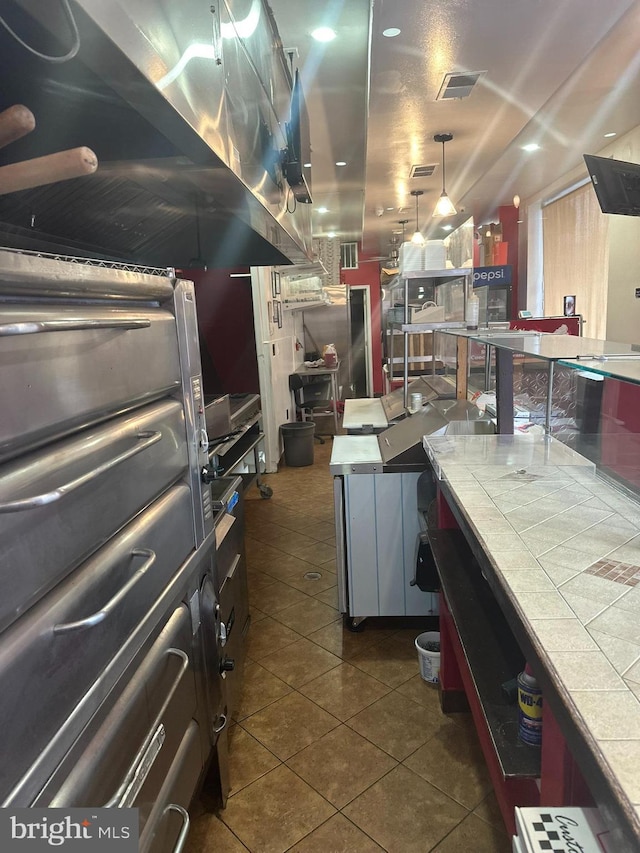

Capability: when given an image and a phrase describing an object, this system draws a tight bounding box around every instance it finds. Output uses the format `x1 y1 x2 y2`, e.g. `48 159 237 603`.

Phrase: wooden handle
0 147 98 195
0 105 36 149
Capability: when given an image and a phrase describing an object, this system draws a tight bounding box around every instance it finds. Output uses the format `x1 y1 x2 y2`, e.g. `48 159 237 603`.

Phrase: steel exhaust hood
0 0 313 268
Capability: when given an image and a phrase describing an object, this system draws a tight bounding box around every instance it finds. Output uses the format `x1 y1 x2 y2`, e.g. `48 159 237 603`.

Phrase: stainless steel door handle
105 647 190 808
164 804 190 853
0 431 162 513
0 318 151 336
226 553 241 580
213 713 227 734
53 549 157 635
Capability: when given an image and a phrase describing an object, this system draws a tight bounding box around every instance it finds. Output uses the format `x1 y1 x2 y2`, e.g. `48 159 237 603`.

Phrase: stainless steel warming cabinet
0 249 241 849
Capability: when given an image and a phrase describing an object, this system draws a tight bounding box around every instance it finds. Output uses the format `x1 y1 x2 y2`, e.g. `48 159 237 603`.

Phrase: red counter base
439 592 539 836
436 491 593 835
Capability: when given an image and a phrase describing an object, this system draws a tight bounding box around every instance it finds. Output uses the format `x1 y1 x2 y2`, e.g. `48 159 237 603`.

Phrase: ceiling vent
410 163 437 179
436 71 485 100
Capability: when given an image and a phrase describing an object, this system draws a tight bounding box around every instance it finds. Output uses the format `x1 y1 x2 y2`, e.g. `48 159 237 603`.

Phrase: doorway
348 286 373 398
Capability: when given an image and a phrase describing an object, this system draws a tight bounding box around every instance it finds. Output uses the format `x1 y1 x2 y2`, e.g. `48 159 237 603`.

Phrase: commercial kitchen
1 1 640 852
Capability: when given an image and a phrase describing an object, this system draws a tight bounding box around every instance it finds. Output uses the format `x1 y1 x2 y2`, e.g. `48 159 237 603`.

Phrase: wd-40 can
517 664 543 746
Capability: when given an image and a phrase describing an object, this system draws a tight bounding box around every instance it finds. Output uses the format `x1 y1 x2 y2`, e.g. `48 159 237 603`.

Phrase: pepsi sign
473 265 512 286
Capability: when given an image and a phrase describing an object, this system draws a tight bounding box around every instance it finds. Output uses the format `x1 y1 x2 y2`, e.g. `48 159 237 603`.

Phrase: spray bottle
466 291 479 330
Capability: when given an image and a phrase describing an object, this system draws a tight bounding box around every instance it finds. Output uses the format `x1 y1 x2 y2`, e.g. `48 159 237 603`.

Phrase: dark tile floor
186 439 511 852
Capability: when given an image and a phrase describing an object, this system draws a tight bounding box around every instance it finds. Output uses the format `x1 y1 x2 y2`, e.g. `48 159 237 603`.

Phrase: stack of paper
399 242 423 272
423 239 446 269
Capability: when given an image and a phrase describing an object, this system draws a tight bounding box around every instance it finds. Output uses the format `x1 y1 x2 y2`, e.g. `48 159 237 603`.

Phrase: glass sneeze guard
438 328 640 498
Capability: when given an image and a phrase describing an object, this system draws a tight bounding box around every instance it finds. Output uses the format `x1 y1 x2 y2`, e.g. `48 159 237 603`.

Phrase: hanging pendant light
410 191 425 246
433 133 457 218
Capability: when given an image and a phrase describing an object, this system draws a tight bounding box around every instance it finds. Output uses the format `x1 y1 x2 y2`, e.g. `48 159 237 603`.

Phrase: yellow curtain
542 183 609 339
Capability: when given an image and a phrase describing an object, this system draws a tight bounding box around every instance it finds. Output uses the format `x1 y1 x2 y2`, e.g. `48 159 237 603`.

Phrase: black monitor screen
584 154 640 216
284 69 312 203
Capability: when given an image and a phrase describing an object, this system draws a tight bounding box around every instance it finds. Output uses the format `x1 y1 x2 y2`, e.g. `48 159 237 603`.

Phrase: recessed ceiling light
442 225 453 231
521 143 540 152
311 27 336 42
386 206 394 211
317 206 329 213
335 161 347 167
604 132 617 138
382 27 401 37
304 162 312 168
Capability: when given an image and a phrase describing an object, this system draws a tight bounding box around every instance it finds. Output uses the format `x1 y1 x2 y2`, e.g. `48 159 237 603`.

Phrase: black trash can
280 422 315 467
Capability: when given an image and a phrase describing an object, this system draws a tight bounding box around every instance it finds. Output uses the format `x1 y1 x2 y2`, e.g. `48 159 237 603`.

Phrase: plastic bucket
415 631 441 684
280 422 315 467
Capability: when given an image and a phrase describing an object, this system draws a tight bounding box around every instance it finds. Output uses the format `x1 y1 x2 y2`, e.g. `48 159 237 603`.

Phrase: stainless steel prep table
293 361 340 434
342 375 455 434
342 398 388 434
331 412 448 627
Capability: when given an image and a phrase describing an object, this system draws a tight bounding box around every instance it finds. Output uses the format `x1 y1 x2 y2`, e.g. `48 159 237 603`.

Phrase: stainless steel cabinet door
218 553 249 719
0 398 191 631
34 604 199 831
0 304 181 463
140 721 202 853
344 472 438 618
0 485 195 806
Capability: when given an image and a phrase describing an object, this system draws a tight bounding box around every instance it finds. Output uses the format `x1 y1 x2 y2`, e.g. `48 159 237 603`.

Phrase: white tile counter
423 433 640 850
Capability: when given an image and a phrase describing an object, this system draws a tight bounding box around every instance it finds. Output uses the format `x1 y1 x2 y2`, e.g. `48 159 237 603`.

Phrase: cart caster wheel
345 616 366 633
259 485 273 499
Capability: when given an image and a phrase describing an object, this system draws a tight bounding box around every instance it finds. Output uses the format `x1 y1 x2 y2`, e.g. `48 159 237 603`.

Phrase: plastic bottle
465 292 479 330
322 343 338 368
517 663 543 746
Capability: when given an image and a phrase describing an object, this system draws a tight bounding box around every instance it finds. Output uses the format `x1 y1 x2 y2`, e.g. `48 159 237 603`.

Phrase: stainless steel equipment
331 399 494 628
0 0 312 267
210 476 250 719
380 376 440 423
209 393 272 499
0 249 239 848
205 395 233 441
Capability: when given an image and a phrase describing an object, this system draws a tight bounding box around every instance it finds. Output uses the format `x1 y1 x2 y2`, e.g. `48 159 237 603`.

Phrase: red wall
498 205 520 321
179 267 260 395
342 252 384 395
183 256 384 397
474 207 520 322
600 379 640 491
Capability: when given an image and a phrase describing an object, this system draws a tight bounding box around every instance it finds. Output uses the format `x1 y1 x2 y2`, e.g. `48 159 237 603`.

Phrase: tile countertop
423 433 640 847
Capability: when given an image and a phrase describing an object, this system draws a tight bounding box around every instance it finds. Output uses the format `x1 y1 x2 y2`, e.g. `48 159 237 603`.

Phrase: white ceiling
268 0 640 260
